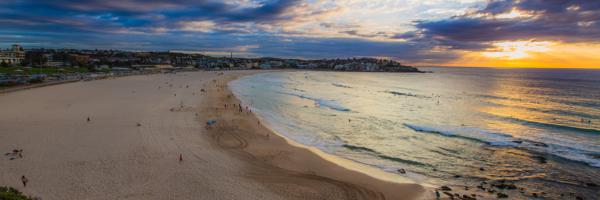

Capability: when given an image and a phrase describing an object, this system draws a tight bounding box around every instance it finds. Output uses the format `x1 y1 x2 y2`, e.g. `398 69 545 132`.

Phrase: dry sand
0 70 425 200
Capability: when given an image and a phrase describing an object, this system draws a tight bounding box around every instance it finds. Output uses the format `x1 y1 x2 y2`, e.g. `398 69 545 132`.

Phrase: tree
0 61 8 68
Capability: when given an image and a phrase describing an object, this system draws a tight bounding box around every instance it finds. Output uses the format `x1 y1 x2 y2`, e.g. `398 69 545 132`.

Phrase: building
0 44 25 65
44 53 65 67
69 54 90 66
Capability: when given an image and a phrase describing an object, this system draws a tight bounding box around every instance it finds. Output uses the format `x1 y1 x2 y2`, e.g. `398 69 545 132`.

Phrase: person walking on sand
179 154 183 162
87 117 90 122
21 175 28 187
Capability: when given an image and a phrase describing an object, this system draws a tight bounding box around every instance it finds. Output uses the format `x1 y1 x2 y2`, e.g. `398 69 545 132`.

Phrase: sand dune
0 71 424 199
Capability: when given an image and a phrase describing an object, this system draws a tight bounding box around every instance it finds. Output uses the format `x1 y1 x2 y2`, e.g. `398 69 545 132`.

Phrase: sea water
230 67 600 199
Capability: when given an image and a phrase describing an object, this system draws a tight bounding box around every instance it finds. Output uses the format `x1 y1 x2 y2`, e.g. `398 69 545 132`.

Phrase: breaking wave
404 123 600 168
383 90 431 99
277 91 351 112
342 144 431 167
332 83 352 88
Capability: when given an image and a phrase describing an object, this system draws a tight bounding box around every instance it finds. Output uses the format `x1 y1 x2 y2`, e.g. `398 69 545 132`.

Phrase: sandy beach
0 70 424 200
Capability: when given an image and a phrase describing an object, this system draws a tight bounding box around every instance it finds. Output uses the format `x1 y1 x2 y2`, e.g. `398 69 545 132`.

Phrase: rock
494 183 517 190
464 186 469 190
479 167 485 171
576 196 584 200
443 191 454 198
462 194 476 200
440 186 452 191
533 155 547 164
532 193 538 198
531 141 548 147
585 182 598 187
497 193 508 198
454 175 462 178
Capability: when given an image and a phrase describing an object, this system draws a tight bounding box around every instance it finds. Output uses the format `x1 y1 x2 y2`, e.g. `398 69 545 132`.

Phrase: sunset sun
482 40 554 60
1 1 600 200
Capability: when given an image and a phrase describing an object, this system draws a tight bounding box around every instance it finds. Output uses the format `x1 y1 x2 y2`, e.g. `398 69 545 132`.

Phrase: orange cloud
443 42 600 68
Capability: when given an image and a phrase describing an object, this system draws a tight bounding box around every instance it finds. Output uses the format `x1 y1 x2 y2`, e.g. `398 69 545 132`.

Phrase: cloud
0 0 303 34
414 0 600 49
1 0 599 67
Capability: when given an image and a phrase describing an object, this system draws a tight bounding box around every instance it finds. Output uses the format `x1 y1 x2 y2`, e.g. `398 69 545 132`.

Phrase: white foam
404 123 600 168
276 91 351 112
332 83 352 88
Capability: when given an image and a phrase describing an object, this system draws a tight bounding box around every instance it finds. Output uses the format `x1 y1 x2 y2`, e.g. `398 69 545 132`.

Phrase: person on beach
179 154 183 162
87 117 90 122
435 190 440 199
21 176 28 187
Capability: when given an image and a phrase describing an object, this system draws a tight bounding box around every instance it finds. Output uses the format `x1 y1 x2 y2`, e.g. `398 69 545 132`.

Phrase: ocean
230 67 600 199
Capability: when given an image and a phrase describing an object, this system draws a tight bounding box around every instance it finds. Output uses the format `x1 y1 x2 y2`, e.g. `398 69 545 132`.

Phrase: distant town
0 44 421 87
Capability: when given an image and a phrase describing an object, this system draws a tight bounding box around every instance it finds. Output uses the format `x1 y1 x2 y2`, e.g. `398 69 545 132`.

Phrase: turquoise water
230 68 600 199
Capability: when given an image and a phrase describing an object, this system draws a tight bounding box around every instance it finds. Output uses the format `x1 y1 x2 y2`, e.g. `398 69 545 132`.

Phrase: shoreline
199 71 426 199
0 70 425 199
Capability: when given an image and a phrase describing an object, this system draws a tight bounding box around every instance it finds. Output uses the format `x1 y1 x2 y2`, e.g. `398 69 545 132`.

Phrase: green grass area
0 66 89 75
0 186 34 200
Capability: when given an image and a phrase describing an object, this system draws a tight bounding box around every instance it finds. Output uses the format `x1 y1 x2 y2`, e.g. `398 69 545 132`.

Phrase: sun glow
494 7 535 19
482 41 554 59
439 42 600 68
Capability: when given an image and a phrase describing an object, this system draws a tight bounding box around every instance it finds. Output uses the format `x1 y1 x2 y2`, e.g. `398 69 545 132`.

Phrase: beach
229 69 600 200
0 70 424 200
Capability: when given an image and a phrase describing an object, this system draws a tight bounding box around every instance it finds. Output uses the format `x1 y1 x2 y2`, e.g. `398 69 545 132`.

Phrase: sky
1 0 599 68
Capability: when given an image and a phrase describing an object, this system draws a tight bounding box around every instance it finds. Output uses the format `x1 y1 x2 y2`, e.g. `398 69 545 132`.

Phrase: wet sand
0 70 424 199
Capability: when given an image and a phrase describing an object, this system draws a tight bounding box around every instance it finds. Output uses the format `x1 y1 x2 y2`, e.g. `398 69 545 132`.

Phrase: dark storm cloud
16 0 600 64
0 0 463 64
0 0 301 32
414 0 600 49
